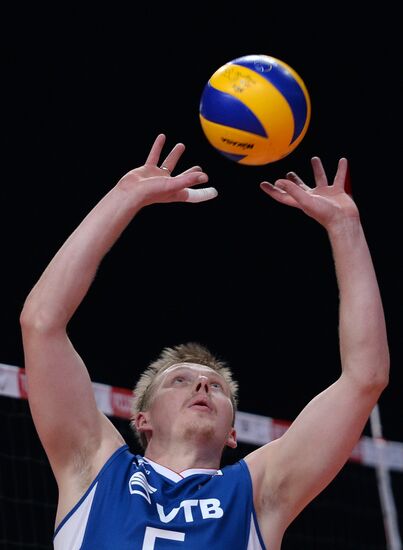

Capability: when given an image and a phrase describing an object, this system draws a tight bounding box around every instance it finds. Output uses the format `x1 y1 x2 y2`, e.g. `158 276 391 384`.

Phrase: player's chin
189 404 213 413
184 422 216 441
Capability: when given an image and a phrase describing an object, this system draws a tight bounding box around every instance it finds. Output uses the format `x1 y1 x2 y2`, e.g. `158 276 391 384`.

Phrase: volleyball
199 54 311 165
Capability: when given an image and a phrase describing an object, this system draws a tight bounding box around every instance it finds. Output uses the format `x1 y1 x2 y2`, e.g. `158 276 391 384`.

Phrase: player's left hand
260 157 359 229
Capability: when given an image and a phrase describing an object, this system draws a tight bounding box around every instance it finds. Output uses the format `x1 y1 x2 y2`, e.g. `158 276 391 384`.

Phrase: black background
3 3 402 446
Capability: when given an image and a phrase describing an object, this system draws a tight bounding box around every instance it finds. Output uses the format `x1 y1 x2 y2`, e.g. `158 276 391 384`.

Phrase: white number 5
142 526 185 549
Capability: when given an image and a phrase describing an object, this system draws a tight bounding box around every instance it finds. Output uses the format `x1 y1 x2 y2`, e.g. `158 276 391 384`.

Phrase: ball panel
199 115 294 165
221 151 248 163
199 82 267 137
207 64 295 148
232 55 311 143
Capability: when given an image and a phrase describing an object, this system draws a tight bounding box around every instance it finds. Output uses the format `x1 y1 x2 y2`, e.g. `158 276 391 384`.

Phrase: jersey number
142 527 185 549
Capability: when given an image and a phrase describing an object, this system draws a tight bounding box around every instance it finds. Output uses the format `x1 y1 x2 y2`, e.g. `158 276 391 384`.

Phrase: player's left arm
245 158 390 529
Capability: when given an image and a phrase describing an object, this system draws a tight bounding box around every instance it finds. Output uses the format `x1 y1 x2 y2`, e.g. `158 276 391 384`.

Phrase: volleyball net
1 362 402 549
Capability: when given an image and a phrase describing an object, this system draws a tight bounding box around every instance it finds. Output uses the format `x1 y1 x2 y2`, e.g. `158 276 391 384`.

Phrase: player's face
144 363 236 448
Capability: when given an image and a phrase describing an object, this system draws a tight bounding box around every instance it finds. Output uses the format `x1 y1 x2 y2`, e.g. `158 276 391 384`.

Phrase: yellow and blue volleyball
199 54 311 165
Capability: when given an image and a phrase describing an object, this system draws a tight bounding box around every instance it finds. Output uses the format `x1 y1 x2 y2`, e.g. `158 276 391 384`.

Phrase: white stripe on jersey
54 482 97 550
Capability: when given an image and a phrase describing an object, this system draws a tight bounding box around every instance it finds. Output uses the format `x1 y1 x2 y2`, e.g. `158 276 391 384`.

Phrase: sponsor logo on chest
129 471 224 523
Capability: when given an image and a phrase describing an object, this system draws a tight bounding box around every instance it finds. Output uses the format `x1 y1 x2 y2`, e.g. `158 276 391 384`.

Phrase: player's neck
144 440 222 473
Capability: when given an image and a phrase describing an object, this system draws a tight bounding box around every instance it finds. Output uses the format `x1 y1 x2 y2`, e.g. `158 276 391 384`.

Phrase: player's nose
194 375 209 393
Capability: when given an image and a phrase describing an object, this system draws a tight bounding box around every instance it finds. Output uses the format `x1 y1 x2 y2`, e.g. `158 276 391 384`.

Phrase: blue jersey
54 444 266 549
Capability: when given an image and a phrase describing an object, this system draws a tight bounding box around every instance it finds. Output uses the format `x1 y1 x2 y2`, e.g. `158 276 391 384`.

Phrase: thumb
184 187 218 203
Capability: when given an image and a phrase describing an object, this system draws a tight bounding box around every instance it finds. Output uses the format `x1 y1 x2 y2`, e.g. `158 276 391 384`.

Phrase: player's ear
135 411 151 433
225 427 237 449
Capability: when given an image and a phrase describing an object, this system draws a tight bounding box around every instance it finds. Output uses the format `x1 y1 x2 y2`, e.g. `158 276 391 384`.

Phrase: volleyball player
20 133 389 549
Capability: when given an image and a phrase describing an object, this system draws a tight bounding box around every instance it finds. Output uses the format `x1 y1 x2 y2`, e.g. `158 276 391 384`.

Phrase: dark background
2 3 403 548
3 4 403 457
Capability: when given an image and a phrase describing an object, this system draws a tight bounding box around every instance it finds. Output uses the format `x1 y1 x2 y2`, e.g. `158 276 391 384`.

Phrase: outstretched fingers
145 134 190 175
260 180 301 208
145 134 167 166
159 142 186 173
311 156 349 190
260 166 313 207
274 178 314 209
166 171 218 203
310 157 328 187
183 187 218 203
333 157 349 189
180 165 204 175
286 171 311 191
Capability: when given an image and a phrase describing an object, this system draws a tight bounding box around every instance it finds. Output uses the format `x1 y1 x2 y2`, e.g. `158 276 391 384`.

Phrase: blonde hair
130 342 239 450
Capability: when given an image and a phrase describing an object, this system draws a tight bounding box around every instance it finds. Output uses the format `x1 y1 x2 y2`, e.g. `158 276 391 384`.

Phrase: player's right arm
20 134 215 487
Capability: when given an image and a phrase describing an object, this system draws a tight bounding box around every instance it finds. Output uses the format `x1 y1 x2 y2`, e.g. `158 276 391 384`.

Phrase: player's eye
173 376 186 384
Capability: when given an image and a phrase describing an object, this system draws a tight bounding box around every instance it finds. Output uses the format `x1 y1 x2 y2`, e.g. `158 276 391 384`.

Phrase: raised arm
246 158 390 539
20 134 216 490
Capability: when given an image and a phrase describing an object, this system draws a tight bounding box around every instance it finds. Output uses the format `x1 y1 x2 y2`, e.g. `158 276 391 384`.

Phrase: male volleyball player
20 133 389 549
